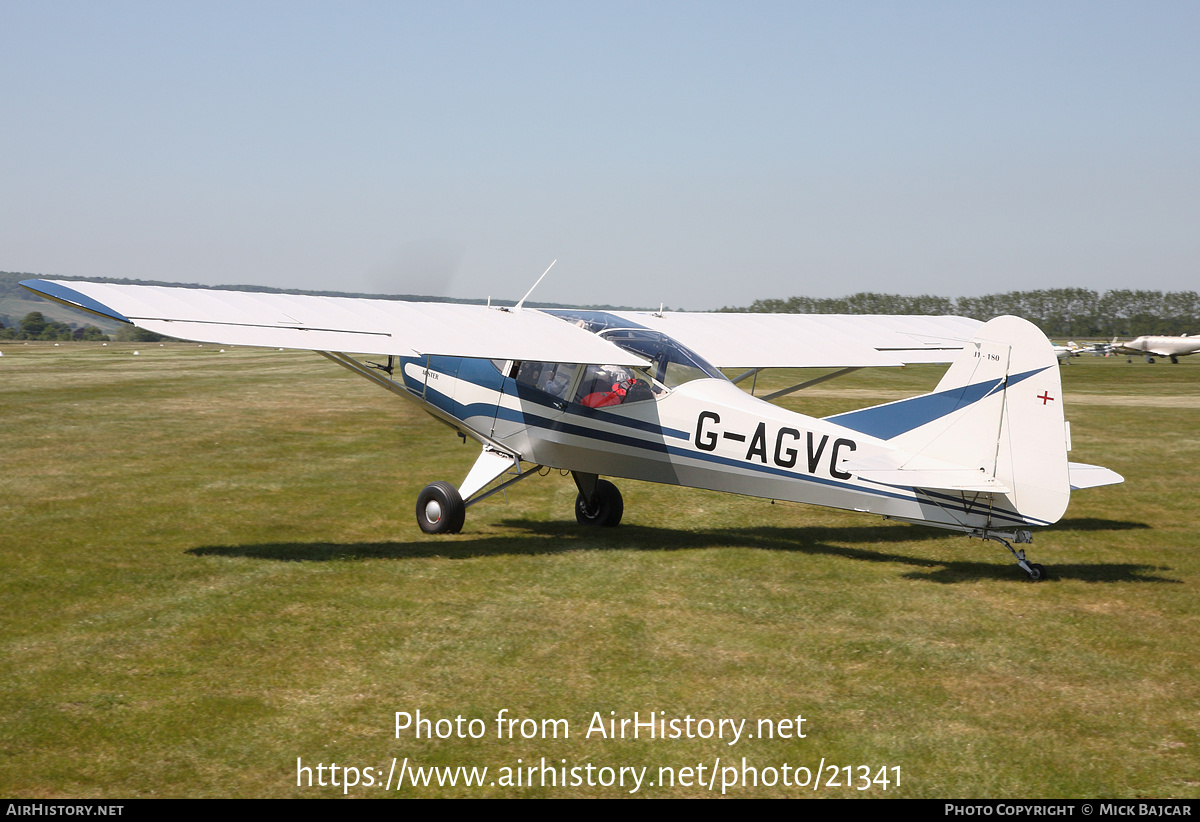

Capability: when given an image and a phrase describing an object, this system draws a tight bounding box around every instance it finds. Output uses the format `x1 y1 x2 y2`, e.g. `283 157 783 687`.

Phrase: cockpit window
600 329 725 389
573 364 657 407
515 361 579 400
508 318 726 410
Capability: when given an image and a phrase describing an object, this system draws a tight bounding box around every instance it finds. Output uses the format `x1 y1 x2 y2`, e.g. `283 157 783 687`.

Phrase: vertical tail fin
830 316 1070 526
893 315 1070 525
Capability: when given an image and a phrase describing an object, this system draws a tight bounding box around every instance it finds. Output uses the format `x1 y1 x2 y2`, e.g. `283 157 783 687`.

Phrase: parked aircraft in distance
1111 334 1200 363
1051 341 1082 362
21 278 1123 580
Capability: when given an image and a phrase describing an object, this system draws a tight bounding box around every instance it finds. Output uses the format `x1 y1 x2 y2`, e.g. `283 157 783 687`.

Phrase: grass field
2 342 1197 798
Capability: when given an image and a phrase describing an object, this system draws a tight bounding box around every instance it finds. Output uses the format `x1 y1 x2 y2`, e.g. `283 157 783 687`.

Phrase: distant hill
0 272 127 331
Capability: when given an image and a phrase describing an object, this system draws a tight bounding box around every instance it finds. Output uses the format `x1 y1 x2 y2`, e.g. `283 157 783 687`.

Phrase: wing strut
316 351 520 456
730 368 766 395
760 367 863 401
318 351 413 398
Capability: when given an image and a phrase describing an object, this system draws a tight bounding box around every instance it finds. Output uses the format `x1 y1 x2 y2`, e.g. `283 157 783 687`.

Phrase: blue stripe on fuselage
398 356 690 441
397 356 1046 527
526 404 1042 526
826 366 1050 440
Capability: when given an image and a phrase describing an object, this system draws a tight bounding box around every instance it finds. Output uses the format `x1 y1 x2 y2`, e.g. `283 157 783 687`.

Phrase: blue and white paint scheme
21 279 1122 579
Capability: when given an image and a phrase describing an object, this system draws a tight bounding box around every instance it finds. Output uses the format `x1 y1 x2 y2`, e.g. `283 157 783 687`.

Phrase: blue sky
2 1 1197 309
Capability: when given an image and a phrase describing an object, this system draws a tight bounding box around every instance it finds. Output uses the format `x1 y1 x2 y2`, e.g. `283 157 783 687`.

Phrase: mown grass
1 343 1197 798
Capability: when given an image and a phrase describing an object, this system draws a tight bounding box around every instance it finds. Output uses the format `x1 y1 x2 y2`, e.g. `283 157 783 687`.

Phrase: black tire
416 481 466 534
575 479 623 527
1027 563 1047 582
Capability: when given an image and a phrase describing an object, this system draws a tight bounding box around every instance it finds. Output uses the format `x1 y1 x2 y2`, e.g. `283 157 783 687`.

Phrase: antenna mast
514 260 557 311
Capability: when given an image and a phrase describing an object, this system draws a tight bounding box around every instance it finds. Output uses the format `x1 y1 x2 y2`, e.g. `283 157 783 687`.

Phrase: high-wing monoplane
21 279 1123 580
1051 341 1082 362
1110 334 1200 363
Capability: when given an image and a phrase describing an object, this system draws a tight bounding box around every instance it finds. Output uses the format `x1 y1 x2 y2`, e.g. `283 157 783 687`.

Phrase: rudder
830 315 1071 527
890 315 1070 526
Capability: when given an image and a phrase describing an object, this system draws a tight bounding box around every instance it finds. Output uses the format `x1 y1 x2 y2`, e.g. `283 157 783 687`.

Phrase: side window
515 361 579 401
574 365 657 408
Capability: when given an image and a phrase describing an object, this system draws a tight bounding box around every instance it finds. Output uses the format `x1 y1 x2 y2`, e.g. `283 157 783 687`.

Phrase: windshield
600 329 725 389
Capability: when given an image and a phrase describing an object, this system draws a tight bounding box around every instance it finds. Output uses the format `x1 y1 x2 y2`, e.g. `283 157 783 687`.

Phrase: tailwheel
416 481 466 534
575 479 624 527
978 530 1047 581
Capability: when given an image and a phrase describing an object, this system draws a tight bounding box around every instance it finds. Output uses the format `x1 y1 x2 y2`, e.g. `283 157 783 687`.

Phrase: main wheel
575 479 623 527
1027 563 1047 582
416 481 466 534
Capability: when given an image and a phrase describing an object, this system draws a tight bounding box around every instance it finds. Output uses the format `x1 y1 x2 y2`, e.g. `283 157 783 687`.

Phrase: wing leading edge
20 280 648 366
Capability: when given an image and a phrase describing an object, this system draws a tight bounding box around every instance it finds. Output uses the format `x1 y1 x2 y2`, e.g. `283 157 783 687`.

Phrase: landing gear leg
572 472 624 527
979 530 1046 581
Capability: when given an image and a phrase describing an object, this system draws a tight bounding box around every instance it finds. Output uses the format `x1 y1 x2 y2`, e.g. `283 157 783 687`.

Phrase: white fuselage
1116 335 1200 358
402 355 1048 534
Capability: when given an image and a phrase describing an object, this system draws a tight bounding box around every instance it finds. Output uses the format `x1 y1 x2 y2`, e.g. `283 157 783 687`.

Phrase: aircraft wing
20 280 649 367
23 279 982 370
610 311 983 368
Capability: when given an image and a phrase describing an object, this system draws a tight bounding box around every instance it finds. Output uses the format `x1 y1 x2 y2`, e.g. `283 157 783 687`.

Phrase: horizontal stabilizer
836 315 1074 527
852 468 1011 494
841 450 1011 492
1068 463 1124 491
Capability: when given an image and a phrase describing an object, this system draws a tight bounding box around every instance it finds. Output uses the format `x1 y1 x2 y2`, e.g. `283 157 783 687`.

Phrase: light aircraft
1051 341 1082 362
1110 334 1200 364
21 278 1123 580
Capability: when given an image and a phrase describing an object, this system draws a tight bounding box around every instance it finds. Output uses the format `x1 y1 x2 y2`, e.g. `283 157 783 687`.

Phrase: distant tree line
723 288 1200 338
0 311 176 342
0 311 112 341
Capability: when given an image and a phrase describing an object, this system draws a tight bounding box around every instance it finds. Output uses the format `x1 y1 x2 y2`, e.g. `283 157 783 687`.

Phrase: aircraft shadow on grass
188 517 1169 584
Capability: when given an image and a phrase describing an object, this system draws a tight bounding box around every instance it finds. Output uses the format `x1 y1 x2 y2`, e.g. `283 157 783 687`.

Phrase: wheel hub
425 500 442 523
